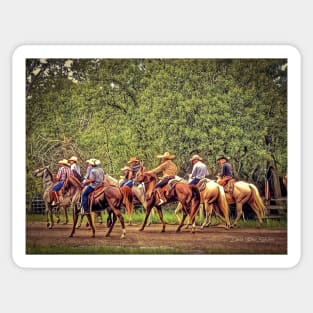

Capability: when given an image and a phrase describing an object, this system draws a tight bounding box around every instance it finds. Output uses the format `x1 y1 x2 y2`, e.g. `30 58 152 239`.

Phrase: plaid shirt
56 166 71 181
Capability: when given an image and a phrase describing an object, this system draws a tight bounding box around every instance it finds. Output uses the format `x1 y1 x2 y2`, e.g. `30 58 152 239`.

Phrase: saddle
166 177 184 198
223 178 236 194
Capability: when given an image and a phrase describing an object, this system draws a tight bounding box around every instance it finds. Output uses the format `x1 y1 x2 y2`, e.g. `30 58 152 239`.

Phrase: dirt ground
26 221 287 254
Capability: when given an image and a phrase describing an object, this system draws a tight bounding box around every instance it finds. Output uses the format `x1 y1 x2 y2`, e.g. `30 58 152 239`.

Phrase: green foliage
27 58 287 196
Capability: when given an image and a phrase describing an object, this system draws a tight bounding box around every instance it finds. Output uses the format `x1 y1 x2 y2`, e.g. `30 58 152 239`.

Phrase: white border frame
12 45 301 269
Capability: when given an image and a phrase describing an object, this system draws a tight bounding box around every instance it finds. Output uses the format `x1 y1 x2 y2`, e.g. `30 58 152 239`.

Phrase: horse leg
63 205 69 225
69 204 80 237
105 212 117 237
249 202 264 225
55 206 61 224
176 208 188 232
201 202 213 229
174 202 183 224
115 209 126 239
86 213 96 237
233 202 243 227
48 205 54 229
155 207 166 232
139 205 153 231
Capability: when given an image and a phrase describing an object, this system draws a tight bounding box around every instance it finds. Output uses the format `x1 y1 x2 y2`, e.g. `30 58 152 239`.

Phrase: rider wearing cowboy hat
189 154 209 185
68 156 82 181
217 155 233 187
51 159 71 205
81 159 104 214
119 166 132 187
127 156 142 180
146 152 178 205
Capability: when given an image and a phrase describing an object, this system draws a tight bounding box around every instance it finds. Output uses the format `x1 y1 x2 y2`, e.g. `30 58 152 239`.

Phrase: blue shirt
190 161 209 179
221 162 233 177
89 167 104 188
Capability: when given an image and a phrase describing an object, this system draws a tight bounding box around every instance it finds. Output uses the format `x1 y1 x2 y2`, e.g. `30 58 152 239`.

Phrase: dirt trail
26 221 287 254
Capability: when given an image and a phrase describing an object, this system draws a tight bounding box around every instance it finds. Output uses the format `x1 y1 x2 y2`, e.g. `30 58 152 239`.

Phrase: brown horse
175 178 231 229
33 166 71 228
134 171 201 233
76 174 135 227
216 177 266 226
68 178 133 239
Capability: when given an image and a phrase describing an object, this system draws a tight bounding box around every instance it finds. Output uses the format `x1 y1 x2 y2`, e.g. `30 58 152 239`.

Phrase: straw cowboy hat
156 152 176 159
88 159 97 166
95 159 101 166
217 155 229 162
68 156 78 162
58 159 69 166
127 157 139 164
121 166 130 171
190 154 203 161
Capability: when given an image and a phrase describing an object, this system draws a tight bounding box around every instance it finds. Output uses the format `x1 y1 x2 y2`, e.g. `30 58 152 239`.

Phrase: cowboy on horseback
68 156 82 181
51 159 71 206
119 166 132 187
81 159 104 214
146 152 178 206
189 154 209 185
217 155 233 187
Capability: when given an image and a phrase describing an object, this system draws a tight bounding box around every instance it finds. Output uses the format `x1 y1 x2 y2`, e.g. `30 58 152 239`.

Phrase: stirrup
157 198 166 206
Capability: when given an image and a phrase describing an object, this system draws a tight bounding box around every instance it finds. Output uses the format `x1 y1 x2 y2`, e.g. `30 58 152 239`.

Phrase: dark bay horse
134 171 201 233
68 178 133 239
33 166 71 228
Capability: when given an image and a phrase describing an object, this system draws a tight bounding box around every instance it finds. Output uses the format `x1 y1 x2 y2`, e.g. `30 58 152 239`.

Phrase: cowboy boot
156 189 166 206
51 191 59 206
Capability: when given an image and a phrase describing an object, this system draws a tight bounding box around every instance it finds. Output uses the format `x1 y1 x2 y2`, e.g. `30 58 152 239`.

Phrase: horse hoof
138 228 144 231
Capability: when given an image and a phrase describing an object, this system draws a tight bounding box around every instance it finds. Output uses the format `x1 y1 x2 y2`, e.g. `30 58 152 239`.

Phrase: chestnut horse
134 171 201 233
216 177 266 226
33 166 71 228
67 176 133 239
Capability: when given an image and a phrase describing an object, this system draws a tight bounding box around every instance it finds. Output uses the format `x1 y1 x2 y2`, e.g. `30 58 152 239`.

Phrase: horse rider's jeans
82 186 95 213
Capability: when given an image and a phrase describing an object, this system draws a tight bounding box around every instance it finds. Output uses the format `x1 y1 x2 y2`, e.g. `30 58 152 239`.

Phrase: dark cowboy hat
127 157 139 164
217 155 229 162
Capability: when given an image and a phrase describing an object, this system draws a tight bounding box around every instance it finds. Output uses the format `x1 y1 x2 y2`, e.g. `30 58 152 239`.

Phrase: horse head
33 166 50 177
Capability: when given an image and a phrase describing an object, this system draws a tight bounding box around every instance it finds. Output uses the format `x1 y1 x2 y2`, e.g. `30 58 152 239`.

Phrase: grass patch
26 204 287 229
26 244 183 255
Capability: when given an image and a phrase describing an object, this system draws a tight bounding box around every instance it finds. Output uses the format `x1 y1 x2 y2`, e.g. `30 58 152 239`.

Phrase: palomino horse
134 171 201 233
68 180 133 239
216 177 266 226
33 166 71 228
175 178 231 229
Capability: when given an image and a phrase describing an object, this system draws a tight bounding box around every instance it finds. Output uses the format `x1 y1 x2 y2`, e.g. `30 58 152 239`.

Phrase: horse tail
249 184 266 218
217 185 230 221
120 186 134 216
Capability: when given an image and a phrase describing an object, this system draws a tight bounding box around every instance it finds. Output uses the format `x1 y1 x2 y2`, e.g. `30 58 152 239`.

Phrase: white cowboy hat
156 152 176 159
68 156 78 162
190 154 203 161
58 159 69 166
95 159 101 166
88 159 97 166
